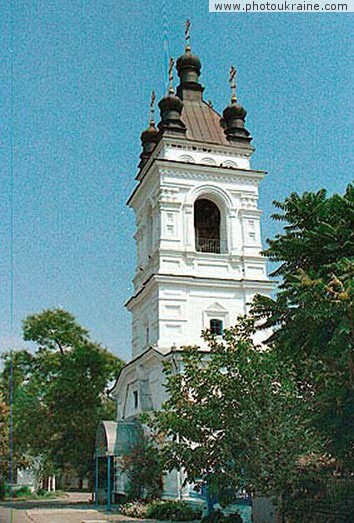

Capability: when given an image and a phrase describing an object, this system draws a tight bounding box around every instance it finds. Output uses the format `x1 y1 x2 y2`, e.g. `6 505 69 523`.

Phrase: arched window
194 199 222 253
210 319 223 335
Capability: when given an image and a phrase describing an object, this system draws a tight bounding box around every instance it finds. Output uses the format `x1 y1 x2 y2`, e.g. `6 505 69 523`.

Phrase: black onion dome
158 92 184 114
176 48 202 93
141 121 159 145
176 49 202 76
222 101 247 122
139 121 159 168
220 99 251 142
158 92 186 135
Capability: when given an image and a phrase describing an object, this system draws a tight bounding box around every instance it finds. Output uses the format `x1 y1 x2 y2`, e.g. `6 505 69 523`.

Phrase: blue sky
1 1 353 361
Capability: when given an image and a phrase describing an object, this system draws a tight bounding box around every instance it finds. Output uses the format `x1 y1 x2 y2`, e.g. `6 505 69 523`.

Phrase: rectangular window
133 390 139 409
210 319 223 335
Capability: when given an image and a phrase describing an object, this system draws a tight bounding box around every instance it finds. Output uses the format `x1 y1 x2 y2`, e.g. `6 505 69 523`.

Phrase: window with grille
194 199 222 253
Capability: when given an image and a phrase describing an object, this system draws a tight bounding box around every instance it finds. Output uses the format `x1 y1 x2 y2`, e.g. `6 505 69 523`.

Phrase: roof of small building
95 420 117 457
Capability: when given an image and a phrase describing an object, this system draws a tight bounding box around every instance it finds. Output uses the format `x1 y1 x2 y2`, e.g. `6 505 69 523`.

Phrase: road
0 492 148 523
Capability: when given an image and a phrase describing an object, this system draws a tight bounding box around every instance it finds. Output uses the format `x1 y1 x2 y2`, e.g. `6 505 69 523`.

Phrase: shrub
0 479 7 500
13 485 32 498
146 500 202 521
201 509 243 523
120 500 149 518
122 434 163 500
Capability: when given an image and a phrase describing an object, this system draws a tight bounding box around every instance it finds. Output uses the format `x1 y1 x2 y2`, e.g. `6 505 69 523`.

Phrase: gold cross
229 65 237 102
185 19 191 48
149 91 156 124
168 57 175 94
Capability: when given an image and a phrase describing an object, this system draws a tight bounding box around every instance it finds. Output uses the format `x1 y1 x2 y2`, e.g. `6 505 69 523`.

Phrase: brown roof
181 99 229 146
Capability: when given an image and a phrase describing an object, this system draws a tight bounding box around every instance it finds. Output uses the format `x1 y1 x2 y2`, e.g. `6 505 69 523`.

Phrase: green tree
1 309 124 485
0 392 9 479
150 320 321 502
252 184 354 467
121 433 164 500
23 308 89 355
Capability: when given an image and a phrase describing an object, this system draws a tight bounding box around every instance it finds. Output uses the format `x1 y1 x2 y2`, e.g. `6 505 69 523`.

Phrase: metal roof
95 420 117 457
182 99 229 146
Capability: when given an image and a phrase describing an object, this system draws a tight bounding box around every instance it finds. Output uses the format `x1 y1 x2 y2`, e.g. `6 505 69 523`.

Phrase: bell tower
126 39 274 359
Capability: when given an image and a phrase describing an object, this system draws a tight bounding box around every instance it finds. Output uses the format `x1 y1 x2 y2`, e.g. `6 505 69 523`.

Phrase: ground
0 492 141 523
0 492 199 523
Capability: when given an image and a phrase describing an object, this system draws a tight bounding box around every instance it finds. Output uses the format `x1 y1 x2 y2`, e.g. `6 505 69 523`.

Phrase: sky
1 0 353 361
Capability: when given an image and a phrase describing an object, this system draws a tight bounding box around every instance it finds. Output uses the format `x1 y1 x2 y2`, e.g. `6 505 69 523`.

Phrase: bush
0 479 7 501
122 434 163 500
13 485 32 498
120 500 149 518
146 500 202 521
201 509 243 523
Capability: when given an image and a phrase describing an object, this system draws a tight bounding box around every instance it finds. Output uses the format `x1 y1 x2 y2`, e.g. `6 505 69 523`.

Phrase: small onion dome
220 100 251 142
158 92 186 135
139 121 159 168
176 48 202 85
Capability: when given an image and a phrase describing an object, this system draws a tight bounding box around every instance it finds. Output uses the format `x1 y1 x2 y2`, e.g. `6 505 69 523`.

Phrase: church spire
176 20 203 101
185 19 191 51
139 91 159 168
158 58 186 136
229 65 237 103
221 65 251 145
168 57 175 95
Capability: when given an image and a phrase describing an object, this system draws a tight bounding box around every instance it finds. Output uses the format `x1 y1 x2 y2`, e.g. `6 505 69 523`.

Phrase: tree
150 319 321 502
0 392 9 480
1 308 124 485
23 308 89 355
121 433 164 500
252 184 354 467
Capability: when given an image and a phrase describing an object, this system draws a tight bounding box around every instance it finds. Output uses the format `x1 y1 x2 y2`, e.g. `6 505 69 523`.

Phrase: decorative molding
165 141 252 159
178 154 195 163
222 160 239 168
241 197 258 209
185 183 233 209
160 168 259 186
200 157 217 166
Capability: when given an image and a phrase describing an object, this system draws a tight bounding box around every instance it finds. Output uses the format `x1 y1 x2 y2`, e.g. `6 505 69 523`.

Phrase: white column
183 204 194 250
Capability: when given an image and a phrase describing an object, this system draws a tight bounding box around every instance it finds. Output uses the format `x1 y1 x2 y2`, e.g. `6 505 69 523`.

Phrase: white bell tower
126 46 274 359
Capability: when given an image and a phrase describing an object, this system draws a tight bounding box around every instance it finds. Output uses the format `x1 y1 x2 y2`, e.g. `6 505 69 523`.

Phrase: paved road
0 492 204 523
0 493 154 523
0 504 32 523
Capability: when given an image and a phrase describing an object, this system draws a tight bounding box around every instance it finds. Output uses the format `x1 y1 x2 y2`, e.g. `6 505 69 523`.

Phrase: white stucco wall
127 137 273 358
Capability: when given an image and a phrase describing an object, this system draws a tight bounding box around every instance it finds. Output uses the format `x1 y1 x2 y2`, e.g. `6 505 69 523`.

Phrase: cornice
158 161 264 186
127 272 275 309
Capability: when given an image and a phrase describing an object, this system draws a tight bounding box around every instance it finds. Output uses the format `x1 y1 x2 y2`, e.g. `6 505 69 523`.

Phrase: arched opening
194 198 223 253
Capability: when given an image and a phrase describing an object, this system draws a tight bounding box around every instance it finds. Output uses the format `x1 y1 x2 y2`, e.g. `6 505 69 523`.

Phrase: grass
4 489 67 501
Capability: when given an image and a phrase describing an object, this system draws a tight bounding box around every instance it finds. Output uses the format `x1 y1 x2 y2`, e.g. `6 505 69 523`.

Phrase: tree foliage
151 320 321 500
151 184 354 504
121 432 164 500
1 308 124 482
0 392 9 479
252 184 354 466
23 308 89 355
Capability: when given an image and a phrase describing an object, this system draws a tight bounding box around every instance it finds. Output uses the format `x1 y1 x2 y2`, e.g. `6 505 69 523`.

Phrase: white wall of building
127 138 272 358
